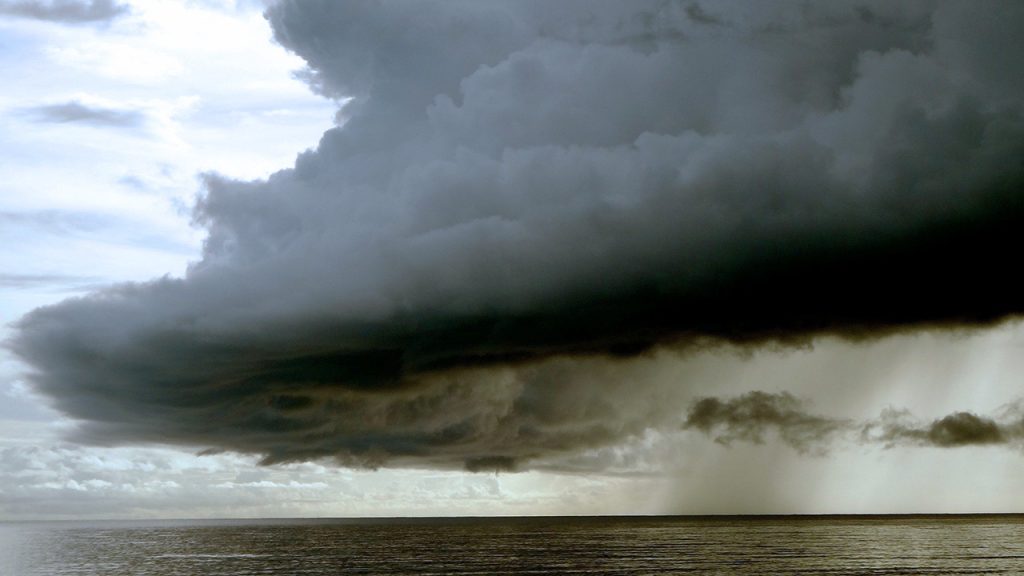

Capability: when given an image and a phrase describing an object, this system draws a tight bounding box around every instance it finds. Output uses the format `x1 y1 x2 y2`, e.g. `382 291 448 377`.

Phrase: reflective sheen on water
2 516 1023 575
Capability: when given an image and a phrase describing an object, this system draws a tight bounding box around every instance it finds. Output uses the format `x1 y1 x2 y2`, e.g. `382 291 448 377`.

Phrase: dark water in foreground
2 515 1023 575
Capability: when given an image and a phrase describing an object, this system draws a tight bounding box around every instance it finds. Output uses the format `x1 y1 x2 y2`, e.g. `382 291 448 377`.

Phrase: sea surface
1 515 1023 575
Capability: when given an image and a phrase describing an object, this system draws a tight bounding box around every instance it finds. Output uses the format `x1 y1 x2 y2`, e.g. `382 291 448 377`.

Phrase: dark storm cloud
0 0 127 24
686 392 1024 451
10 1 1024 470
23 101 145 128
684 391 849 453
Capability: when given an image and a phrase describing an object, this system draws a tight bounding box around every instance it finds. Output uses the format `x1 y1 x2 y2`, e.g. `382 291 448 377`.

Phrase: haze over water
3 515 1023 575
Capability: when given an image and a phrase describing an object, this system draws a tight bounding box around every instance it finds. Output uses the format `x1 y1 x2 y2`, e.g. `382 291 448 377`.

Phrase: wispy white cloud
0 0 335 520
0 0 128 25
22 100 144 127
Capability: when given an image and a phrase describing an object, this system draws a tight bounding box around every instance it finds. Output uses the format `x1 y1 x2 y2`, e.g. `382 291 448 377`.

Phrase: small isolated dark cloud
684 3 723 27
686 392 1024 452
23 101 145 129
10 1 1024 471
684 391 849 453
863 409 1018 448
464 456 518 473
0 0 127 24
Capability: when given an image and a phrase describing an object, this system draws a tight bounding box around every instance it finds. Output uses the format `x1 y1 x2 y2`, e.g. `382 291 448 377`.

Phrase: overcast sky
2 0 1024 520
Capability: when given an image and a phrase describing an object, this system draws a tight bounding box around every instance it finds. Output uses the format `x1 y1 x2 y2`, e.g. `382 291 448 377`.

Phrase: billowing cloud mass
10 1 1024 471
0 0 127 23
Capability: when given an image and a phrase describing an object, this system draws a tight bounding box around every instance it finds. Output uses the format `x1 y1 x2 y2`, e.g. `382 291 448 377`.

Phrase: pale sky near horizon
2 0 1024 520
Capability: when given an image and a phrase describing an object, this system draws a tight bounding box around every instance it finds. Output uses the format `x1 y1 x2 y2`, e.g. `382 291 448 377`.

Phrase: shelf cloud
10 1 1024 471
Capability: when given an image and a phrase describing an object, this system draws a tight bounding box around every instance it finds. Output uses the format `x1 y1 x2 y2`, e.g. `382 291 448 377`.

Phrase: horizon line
8 512 1024 524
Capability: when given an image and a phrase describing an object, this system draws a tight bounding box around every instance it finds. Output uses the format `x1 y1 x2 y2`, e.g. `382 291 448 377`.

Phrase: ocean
2 515 1022 575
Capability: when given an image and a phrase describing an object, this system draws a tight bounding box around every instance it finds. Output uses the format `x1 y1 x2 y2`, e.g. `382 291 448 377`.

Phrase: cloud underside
0 0 127 23
10 1 1024 471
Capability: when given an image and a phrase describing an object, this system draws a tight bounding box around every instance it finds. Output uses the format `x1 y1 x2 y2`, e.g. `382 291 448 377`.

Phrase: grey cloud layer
686 391 1024 452
0 0 127 23
11 1 1024 471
